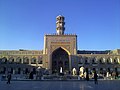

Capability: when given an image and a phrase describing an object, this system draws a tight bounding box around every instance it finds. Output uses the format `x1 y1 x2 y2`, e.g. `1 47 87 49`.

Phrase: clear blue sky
0 0 120 50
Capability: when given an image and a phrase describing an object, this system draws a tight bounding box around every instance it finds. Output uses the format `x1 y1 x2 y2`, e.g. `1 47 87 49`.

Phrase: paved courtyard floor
0 80 120 90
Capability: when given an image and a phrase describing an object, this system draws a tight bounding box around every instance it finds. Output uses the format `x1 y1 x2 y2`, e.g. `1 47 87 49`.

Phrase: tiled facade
0 15 120 75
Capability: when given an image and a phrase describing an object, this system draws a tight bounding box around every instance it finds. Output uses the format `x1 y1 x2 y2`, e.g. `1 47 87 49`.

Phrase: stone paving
0 80 120 90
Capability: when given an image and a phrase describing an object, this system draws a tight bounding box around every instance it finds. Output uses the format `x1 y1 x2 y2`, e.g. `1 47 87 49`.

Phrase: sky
0 0 120 50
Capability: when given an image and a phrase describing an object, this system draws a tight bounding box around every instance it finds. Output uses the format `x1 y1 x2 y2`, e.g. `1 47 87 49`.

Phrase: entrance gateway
52 47 69 74
43 15 77 74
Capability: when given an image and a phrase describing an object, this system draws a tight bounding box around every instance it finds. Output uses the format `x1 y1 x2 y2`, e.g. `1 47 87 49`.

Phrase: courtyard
0 80 120 90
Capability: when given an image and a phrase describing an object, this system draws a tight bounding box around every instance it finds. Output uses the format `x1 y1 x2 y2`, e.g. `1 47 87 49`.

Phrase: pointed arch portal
52 47 69 74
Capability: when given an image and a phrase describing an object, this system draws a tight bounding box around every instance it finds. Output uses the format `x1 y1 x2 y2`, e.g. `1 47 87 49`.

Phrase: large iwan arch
51 47 69 74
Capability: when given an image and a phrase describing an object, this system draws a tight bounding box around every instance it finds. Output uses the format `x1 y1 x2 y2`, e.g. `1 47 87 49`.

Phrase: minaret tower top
56 15 65 35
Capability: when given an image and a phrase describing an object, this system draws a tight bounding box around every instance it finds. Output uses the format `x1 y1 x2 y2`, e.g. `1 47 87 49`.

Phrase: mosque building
0 15 120 75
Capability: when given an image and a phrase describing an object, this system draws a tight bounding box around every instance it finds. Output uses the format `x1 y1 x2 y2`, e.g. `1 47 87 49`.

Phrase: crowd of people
0 68 119 85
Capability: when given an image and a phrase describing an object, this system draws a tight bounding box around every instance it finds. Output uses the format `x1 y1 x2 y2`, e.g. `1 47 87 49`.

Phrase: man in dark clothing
94 71 98 84
7 73 11 84
86 72 89 81
29 72 33 79
86 69 89 81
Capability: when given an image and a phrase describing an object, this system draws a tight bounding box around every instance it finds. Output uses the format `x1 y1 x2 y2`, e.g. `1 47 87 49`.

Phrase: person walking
7 73 11 84
85 69 89 81
94 71 98 84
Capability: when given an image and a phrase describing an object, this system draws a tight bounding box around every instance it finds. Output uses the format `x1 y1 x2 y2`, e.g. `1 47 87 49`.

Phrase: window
92 68 96 72
107 59 109 63
85 59 88 64
99 59 102 64
114 57 118 64
23 68 29 74
32 68 36 74
8 68 13 74
114 59 117 63
38 56 42 64
18 68 21 74
23 57 29 64
84 57 89 64
92 59 95 63
79 58 83 64
38 60 42 64
92 58 97 64
31 57 36 64
15 68 21 74
0 67 6 74
107 68 110 73
9 57 14 64
100 68 103 74
106 58 111 64
16 57 21 64
1 57 7 64
99 58 104 64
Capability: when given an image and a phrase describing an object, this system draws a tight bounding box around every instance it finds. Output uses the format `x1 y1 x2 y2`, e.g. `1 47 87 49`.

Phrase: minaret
56 15 65 35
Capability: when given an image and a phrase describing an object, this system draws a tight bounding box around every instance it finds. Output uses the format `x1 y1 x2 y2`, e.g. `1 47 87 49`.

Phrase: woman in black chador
29 71 33 79
86 68 89 81
7 73 11 84
94 71 98 84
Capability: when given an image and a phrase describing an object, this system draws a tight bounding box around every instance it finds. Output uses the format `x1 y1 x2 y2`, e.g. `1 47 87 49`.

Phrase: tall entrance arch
52 47 69 74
